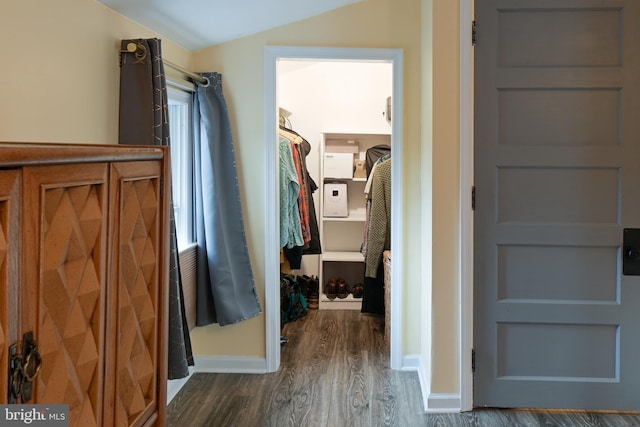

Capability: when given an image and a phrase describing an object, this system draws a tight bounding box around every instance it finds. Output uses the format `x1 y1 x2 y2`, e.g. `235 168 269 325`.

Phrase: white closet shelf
322 251 365 262
319 131 390 311
323 177 367 182
322 215 366 222
319 295 364 310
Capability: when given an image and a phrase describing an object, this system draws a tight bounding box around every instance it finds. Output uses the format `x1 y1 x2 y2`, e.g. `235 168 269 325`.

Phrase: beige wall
191 0 462 395
431 0 461 393
2 0 463 396
0 0 193 145
200 0 465 396
421 0 436 394
189 0 425 358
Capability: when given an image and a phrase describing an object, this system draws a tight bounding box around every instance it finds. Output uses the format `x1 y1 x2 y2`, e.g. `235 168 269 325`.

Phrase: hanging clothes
365 144 391 178
279 126 322 259
279 135 304 249
291 141 312 244
365 158 391 278
361 157 391 316
300 138 322 255
361 261 385 315
362 153 391 258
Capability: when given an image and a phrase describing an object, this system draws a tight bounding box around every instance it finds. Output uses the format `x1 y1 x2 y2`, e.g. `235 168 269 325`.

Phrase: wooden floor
167 310 640 427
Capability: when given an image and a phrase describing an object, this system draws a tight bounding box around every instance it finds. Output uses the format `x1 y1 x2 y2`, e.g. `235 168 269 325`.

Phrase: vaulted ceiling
97 0 361 50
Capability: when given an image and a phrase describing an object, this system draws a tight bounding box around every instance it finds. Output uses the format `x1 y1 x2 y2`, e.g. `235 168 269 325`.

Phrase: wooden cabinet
0 142 170 427
0 169 20 407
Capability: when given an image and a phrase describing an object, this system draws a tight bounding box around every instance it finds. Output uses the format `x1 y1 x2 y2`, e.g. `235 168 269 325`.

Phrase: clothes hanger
279 126 304 144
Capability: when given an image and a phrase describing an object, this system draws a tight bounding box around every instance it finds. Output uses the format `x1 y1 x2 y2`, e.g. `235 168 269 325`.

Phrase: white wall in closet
278 60 392 276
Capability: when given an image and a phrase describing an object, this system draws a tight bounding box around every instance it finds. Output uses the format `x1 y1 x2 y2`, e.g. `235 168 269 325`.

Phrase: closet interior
278 60 393 329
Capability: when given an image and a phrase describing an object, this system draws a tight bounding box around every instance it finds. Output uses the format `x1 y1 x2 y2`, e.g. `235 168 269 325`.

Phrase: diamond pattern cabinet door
106 161 168 427
22 164 109 427
0 170 20 404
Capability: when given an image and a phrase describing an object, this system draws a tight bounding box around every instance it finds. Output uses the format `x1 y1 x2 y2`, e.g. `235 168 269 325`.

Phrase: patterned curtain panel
194 73 262 326
119 38 194 379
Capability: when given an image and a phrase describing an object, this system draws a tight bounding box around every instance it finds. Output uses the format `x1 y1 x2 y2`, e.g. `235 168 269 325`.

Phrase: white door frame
263 46 405 372
460 0 474 412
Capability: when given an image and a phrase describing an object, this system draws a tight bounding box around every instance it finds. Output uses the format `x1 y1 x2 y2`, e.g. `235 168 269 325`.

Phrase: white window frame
167 86 195 251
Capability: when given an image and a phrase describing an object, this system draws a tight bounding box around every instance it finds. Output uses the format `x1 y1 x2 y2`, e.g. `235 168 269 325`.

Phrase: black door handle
623 229 640 275
628 249 640 261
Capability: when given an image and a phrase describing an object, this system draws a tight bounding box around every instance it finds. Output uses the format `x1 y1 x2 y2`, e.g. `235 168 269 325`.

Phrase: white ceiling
98 0 361 51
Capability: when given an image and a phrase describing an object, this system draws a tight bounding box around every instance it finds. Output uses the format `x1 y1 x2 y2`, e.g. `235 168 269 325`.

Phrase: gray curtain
119 38 193 379
194 73 262 326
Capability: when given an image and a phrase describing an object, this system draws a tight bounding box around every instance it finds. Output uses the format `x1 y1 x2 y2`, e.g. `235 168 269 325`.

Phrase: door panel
498 245 617 302
22 164 109 426
108 161 163 427
0 171 20 405
498 8 622 67
474 0 640 410
498 89 621 147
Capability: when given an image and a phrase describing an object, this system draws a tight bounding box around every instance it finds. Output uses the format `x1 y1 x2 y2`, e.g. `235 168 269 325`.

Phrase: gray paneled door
474 0 640 410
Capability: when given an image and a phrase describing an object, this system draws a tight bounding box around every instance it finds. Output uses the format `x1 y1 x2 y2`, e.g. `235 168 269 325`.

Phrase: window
167 87 195 250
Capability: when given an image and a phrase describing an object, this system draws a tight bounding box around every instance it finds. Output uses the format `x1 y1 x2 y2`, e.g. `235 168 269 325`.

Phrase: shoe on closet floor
324 278 338 300
305 275 320 309
307 295 319 309
337 278 350 299
351 283 364 299
296 275 311 300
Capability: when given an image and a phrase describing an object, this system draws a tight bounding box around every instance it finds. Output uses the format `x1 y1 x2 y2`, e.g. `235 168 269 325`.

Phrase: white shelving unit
318 132 390 310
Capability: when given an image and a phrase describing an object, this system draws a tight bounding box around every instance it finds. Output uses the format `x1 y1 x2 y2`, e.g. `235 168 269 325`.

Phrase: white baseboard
401 354 420 371
413 354 462 413
416 358 431 412
194 355 268 373
424 393 461 413
167 366 195 404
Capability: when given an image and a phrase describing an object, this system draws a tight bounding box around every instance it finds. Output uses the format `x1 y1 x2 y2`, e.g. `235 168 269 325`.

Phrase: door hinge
472 349 476 373
472 20 477 47
471 186 476 211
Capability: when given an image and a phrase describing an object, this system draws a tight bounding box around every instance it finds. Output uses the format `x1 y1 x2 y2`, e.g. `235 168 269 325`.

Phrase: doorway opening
263 46 404 372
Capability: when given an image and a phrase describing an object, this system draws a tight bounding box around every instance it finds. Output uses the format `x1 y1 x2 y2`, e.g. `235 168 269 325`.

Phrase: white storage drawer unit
324 182 348 217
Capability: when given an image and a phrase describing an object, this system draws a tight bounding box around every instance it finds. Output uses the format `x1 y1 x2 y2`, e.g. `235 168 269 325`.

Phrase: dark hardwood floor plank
340 311 369 352
287 366 320 426
168 374 236 427
280 310 342 426
167 373 219 425
368 363 400 426
297 310 341 360
328 350 371 427
596 413 640 427
279 329 301 365
262 364 298 427
391 371 430 426
167 309 640 427
322 349 348 427
424 412 476 427
230 373 274 426
473 408 540 427
363 314 389 365
203 395 252 427
290 362 332 426
534 411 604 427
